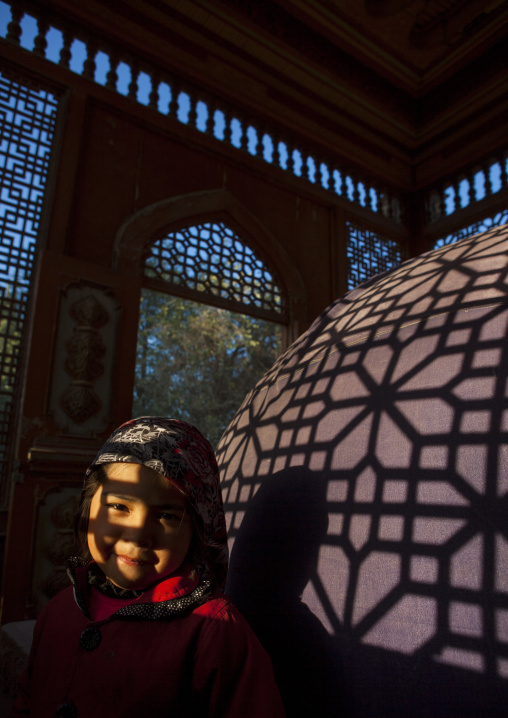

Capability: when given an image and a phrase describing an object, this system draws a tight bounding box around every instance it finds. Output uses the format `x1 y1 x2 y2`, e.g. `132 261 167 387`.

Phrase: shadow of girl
226 468 352 717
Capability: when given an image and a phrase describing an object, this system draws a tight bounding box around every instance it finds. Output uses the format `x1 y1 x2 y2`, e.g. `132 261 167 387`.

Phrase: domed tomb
217 223 508 717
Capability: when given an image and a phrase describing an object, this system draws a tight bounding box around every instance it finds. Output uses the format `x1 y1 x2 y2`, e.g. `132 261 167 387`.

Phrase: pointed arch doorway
115 190 305 446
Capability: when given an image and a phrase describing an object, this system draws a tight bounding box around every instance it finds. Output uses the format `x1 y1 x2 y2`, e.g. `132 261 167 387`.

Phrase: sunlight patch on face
87 463 193 590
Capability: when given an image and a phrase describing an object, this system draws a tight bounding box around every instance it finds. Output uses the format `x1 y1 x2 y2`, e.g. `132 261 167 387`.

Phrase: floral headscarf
86 417 228 589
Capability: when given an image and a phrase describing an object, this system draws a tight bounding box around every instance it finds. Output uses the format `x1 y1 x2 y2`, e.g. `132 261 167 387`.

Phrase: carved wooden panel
48 283 121 436
30 484 79 615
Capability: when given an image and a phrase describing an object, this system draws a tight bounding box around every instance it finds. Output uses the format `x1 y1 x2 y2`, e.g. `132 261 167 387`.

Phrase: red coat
13 564 285 717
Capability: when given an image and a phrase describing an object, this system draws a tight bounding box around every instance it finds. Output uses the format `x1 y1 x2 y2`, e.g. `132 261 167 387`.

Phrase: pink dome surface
218 224 508 716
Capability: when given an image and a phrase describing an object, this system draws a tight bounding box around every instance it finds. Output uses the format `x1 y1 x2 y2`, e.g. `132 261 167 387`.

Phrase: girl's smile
116 554 154 566
87 462 193 590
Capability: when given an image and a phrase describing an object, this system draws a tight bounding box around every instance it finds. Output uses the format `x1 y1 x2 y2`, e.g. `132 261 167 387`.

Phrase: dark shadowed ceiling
253 0 508 87
44 0 508 185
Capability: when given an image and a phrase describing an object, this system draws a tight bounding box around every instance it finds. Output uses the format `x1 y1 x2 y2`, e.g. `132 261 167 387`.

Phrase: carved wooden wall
0 0 507 623
0 62 331 621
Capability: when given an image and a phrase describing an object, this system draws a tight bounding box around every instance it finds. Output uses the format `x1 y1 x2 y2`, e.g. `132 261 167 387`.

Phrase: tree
133 289 282 447
0 290 22 413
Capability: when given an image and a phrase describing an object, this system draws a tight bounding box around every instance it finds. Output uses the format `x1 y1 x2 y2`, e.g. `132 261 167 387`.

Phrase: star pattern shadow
218 224 508 717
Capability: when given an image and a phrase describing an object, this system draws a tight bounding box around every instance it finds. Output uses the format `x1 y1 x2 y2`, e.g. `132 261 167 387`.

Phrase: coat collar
66 558 213 621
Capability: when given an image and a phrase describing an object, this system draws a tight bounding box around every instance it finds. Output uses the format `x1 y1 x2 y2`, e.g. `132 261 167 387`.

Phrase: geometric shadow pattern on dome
217 224 508 717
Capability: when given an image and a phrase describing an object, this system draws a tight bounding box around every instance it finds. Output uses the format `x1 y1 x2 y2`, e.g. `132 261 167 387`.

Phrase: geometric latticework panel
0 70 59 502
144 222 285 321
218 224 508 717
0 2 406 226
346 220 403 290
434 210 508 248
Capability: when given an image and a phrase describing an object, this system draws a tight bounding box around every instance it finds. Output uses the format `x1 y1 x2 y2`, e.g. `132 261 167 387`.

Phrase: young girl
14 417 284 717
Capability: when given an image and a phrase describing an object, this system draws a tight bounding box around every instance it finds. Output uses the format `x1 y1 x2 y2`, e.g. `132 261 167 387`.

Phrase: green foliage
0 298 22 414
133 290 282 447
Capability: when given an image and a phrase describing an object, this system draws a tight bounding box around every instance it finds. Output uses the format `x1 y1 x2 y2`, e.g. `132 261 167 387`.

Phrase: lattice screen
346 221 403 290
434 210 508 249
0 70 59 501
145 221 285 320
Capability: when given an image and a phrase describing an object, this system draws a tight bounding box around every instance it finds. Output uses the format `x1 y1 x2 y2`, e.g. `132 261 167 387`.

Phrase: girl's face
87 462 193 590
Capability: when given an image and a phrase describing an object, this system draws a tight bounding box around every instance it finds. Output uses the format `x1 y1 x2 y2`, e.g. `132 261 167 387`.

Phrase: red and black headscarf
86 417 228 590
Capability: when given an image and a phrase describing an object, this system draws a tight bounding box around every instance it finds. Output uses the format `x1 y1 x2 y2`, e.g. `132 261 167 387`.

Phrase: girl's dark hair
74 463 208 568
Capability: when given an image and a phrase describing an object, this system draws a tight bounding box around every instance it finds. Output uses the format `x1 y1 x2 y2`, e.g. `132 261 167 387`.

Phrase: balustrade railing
425 151 508 224
0 0 406 224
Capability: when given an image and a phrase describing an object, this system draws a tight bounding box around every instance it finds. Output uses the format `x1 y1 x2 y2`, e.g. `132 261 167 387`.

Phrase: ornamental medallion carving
60 295 108 424
49 283 121 435
32 487 80 613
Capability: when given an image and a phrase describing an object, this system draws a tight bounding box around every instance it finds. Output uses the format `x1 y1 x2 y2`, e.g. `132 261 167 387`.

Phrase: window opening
433 210 508 249
136 222 285 445
134 290 282 448
0 69 59 501
144 221 285 321
347 222 403 290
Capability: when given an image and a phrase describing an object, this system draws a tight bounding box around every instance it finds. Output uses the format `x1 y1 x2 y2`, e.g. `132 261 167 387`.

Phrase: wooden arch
114 188 307 342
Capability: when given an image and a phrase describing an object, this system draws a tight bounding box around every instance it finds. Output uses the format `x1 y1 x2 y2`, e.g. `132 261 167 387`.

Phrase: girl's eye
107 503 129 512
159 512 181 522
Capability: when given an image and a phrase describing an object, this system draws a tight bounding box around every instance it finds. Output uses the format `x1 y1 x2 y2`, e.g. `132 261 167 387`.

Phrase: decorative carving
48 283 120 435
39 491 80 603
59 295 108 424
60 384 102 425
346 221 403 290
0 70 59 504
427 190 443 223
64 332 106 381
69 294 109 328
145 220 285 320
50 494 78 530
